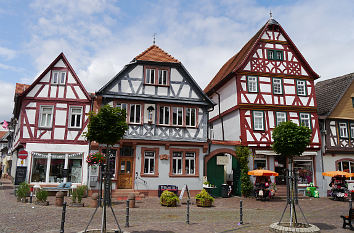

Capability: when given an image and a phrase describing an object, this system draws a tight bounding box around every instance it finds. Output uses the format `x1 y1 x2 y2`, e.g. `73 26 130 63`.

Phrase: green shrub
195 189 214 206
16 182 30 199
76 185 87 203
236 146 253 197
36 189 48 202
160 190 179 207
72 189 78 203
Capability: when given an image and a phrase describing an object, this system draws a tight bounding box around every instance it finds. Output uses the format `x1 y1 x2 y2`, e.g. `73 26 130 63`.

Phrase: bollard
125 200 130 227
186 199 190 224
239 200 243 225
128 193 136 208
60 202 67 233
350 198 352 210
56 191 65 207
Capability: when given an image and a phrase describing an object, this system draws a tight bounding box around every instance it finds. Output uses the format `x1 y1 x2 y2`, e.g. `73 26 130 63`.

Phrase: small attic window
144 66 170 86
267 49 283 61
52 71 67 85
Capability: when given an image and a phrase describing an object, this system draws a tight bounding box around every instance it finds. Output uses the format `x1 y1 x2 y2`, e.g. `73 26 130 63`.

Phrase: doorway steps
111 189 144 201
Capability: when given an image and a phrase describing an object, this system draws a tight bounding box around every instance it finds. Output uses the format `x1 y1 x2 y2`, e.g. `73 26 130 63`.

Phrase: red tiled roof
0 131 7 139
135 45 179 63
15 83 30 95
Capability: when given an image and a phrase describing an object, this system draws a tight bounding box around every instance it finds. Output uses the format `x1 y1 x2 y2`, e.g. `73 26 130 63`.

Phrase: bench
341 208 354 230
42 182 72 196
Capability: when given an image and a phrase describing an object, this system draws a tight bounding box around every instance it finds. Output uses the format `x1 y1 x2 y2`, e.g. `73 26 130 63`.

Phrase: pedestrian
0 163 3 180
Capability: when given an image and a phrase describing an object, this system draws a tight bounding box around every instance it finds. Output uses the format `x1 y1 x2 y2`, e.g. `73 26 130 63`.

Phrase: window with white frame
172 152 183 174
297 80 306 96
273 78 283 94
117 103 127 111
145 69 155 84
39 106 53 128
294 160 313 184
185 152 195 175
69 107 82 128
159 106 170 125
339 122 348 138
186 108 196 127
253 111 264 130
172 107 183 126
158 70 168 85
247 76 258 92
52 71 66 85
276 112 287 126
144 151 155 174
338 160 354 180
129 104 141 124
299 113 311 128
350 123 354 139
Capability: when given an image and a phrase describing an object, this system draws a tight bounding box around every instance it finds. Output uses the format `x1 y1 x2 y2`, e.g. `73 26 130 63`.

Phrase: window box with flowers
86 152 106 166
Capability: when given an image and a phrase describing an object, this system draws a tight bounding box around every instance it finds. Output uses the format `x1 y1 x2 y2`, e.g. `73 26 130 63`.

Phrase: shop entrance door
117 157 133 189
275 156 287 185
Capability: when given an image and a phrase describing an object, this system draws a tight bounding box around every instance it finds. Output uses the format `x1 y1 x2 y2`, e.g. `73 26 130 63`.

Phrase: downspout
213 89 225 141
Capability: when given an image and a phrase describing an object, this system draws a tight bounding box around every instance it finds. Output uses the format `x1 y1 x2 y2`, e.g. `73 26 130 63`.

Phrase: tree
236 146 253 197
84 104 128 233
272 121 312 226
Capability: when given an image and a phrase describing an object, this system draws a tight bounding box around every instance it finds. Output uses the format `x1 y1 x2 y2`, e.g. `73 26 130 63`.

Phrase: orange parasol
248 169 279 176
322 171 354 178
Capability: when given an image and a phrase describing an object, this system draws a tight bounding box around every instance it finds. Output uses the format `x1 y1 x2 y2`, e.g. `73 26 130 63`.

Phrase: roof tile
135 45 179 63
15 83 30 95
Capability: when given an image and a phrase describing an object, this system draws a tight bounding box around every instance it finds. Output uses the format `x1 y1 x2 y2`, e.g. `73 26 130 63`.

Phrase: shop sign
217 156 228 165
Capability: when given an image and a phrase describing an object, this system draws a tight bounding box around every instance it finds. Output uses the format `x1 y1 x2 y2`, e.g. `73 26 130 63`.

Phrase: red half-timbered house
8 53 92 186
204 18 322 195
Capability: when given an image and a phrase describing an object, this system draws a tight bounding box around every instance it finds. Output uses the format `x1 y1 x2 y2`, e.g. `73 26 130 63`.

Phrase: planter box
196 199 213 207
35 201 49 206
161 199 177 207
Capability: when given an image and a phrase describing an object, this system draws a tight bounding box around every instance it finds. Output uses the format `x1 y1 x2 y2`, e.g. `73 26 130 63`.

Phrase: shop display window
31 158 47 182
294 160 313 185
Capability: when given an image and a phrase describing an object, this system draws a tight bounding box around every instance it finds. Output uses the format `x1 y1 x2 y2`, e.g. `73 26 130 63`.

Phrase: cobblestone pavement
0 179 351 233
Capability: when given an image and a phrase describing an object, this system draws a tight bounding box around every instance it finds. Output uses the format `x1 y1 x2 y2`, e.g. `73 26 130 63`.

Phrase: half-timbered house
94 45 214 196
316 73 354 194
204 18 322 196
8 53 92 186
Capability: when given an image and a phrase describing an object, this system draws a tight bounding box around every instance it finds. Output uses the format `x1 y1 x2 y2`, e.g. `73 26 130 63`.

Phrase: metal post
30 191 33 204
60 202 67 233
186 199 190 224
125 200 130 227
239 200 243 225
350 198 352 210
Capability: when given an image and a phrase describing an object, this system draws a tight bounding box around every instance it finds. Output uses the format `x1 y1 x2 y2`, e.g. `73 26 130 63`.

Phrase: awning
255 150 317 156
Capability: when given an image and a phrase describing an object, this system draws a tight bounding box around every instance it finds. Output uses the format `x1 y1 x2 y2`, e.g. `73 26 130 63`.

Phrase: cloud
0 46 16 60
0 81 15 121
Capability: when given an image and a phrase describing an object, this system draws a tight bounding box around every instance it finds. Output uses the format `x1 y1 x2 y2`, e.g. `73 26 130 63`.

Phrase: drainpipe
213 89 225 141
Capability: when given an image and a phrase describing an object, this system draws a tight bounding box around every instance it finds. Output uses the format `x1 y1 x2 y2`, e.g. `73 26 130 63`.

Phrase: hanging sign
179 184 191 200
18 150 28 160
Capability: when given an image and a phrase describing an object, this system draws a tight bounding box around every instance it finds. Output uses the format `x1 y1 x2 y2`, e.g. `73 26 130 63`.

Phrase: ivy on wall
236 146 253 197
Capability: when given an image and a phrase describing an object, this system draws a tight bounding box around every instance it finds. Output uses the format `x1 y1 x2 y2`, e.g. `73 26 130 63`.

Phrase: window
275 112 287 126
338 160 354 180
299 113 311 128
52 71 66 85
267 49 283 61
31 157 47 182
351 123 354 139
186 108 196 127
294 160 313 184
39 106 53 128
145 69 155 84
339 122 348 138
185 152 195 175
69 107 82 128
158 70 168 85
49 154 65 183
272 78 283 94
159 106 170 125
67 156 82 183
296 80 307 96
129 104 141 124
102 149 116 177
254 159 266 169
253 111 264 131
247 76 258 92
117 103 127 111
172 152 183 174
172 107 183 126
144 151 155 174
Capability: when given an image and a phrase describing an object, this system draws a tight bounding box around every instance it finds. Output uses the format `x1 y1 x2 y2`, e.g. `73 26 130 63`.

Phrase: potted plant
71 185 86 207
160 190 179 207
35 189 49 206
195 189 214 207
86 152 106 166
16 182 30 203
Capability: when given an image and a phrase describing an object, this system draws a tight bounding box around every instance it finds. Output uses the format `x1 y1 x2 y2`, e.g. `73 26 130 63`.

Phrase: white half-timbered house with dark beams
94 45 214 196
8 53 92 186
203 18 323 196
316 73 354 195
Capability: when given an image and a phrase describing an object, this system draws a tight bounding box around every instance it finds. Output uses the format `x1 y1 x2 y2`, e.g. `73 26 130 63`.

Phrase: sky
1 0 354 121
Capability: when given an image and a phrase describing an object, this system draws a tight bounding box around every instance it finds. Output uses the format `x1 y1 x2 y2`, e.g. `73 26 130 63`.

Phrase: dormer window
144 66 169 86
52 71 66 85
267 49 283 61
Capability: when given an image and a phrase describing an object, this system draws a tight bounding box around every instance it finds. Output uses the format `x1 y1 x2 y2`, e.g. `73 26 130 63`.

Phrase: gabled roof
15 83 30 95
204 18 320 95
315 73 354 116
134 45 180 63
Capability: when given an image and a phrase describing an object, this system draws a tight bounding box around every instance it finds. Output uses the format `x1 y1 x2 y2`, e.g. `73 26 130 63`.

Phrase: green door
207 156 225 197
232 156 241 196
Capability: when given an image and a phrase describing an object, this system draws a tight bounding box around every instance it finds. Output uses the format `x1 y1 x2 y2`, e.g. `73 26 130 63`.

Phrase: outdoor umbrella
248 169 279 176
322 171 354 178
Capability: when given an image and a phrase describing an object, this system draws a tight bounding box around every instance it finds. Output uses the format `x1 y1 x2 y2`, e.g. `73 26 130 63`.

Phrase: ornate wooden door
117 157 134 189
